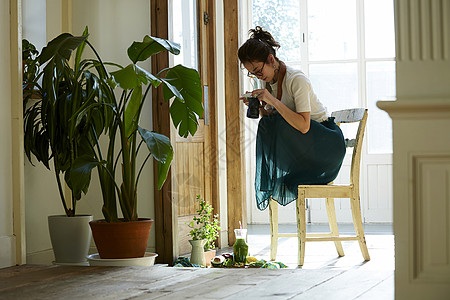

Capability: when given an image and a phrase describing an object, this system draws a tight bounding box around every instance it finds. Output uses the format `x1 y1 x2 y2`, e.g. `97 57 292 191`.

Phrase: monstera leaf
163 65 203 137
128 35 180 63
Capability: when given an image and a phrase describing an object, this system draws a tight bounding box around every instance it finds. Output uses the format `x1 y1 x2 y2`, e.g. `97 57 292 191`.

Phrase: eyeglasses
247 61 266 77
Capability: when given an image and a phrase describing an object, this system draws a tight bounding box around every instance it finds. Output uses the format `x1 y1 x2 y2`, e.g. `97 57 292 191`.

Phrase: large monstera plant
26 27 203 222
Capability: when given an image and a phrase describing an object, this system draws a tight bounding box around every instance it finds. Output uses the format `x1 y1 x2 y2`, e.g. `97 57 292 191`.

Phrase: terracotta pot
204 249 216 267
89 218 153 259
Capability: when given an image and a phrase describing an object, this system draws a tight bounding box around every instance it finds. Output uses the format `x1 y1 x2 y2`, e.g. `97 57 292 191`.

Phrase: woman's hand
239 92 251 106
251 89 311 133
252 88 277 107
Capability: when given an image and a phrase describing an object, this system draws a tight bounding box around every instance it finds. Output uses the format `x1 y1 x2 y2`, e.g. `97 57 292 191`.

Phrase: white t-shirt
268 65 328 123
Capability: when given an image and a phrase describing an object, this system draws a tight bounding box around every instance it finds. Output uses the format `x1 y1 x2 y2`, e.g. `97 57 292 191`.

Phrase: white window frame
243 0 394 224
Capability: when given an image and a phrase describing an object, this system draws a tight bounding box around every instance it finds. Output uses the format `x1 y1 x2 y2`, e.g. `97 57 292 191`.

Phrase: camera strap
265 61 286 100
276 61 286 100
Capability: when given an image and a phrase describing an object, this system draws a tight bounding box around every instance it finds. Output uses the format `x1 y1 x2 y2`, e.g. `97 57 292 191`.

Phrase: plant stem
135 153 151 191
54 163 69 216
85 41 109 79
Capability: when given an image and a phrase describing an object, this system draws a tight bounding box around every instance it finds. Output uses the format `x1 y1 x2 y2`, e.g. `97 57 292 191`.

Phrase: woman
239 26 346 211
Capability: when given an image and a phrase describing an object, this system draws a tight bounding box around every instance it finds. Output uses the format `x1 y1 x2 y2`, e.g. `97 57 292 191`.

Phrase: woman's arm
252 89 311 133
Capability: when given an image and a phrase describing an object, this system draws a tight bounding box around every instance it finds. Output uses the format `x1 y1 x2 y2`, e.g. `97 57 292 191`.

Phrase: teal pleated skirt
255 113 346 210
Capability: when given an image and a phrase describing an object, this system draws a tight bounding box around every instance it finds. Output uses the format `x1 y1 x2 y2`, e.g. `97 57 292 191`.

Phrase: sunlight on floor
244 224 395 270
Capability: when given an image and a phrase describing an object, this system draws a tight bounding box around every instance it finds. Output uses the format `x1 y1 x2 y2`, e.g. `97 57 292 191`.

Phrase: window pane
171 0 198 70
364 0 395 58
252 0 301 62
309 63 359 114
366 61 395 153
308 0 357 61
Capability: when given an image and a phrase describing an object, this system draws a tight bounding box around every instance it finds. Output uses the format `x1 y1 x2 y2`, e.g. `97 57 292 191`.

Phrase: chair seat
298 184 354 198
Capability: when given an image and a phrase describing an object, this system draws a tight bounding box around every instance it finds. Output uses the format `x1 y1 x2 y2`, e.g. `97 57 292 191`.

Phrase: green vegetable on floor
223 258 234 268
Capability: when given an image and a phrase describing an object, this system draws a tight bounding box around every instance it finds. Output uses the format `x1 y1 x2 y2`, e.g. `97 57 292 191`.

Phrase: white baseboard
26 249 54 265
0 236 16 268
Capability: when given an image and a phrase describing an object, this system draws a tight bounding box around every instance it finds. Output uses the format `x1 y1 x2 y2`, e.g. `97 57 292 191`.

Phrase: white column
378 0 450 299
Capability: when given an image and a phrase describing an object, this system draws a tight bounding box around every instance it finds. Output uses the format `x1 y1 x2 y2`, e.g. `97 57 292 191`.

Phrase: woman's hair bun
249 26 280 50
238 26 280 64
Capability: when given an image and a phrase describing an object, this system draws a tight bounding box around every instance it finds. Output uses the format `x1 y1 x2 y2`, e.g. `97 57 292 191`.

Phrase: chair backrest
331 108 368 185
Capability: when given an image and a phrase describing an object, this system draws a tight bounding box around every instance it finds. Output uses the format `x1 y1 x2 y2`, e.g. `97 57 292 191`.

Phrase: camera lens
247 97 260 119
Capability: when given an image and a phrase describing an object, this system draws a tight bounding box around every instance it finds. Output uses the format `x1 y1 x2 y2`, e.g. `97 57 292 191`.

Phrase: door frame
11 0 26 266
223 0 247 245
151 0 220 264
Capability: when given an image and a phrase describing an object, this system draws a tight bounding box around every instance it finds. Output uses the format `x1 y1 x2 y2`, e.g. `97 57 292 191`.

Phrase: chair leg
350 195 370 261
297 190 306 267
269 198 278 261
325 198 345 257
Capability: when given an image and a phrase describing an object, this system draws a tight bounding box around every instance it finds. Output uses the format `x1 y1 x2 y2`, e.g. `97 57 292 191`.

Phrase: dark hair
238 26 280 65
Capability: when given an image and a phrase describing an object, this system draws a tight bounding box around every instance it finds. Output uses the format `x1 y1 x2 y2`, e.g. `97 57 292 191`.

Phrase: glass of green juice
233 229 248 263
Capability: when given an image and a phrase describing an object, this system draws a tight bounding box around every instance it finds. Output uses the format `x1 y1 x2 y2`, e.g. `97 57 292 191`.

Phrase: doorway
168 0 219 255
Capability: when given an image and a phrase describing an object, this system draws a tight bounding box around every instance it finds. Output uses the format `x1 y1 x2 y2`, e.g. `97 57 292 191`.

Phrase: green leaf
74 27 89 72
137 127 173 189
39 33 88 65
137 127 173 163
160 78 184 101
124 86 142 138
169 98 200 138
127 35 180 63
110 64 161 90
157 149 173 189
68 155 103 199
162 65 203 137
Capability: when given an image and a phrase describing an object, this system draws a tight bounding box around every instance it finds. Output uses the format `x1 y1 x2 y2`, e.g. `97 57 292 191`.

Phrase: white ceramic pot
87 252 158 267
189 239 206 266
48 215 93 265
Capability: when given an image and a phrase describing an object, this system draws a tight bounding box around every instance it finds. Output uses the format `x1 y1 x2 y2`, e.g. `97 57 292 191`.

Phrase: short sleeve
288 74 312 113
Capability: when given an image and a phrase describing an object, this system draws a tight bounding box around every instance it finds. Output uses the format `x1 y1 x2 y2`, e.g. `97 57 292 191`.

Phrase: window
170 0 198 70
251 0 395 153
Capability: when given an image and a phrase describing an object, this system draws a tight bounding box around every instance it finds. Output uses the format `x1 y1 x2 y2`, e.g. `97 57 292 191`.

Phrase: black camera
246 97 260 119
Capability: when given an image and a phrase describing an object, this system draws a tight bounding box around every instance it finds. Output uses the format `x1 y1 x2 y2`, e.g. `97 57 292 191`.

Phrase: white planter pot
48 215 93 265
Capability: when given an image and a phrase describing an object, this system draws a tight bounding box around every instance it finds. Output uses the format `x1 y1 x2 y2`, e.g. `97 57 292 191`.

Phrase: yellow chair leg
297 190 306 267
269 198 278 261
350 195 370 261
325 197 345 257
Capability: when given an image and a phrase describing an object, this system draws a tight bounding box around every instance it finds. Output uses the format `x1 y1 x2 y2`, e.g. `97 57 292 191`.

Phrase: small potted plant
188 195 220 267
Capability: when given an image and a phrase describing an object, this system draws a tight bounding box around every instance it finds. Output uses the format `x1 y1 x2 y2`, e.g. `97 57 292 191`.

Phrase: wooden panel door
169 0 217 255
175 124 210 255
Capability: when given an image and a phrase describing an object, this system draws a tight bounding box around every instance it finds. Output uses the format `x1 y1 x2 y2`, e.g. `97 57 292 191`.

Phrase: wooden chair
269 108 370 266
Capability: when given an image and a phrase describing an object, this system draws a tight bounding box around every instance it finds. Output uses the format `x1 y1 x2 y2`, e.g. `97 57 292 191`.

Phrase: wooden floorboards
0 265 393 299
0 225 394 299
